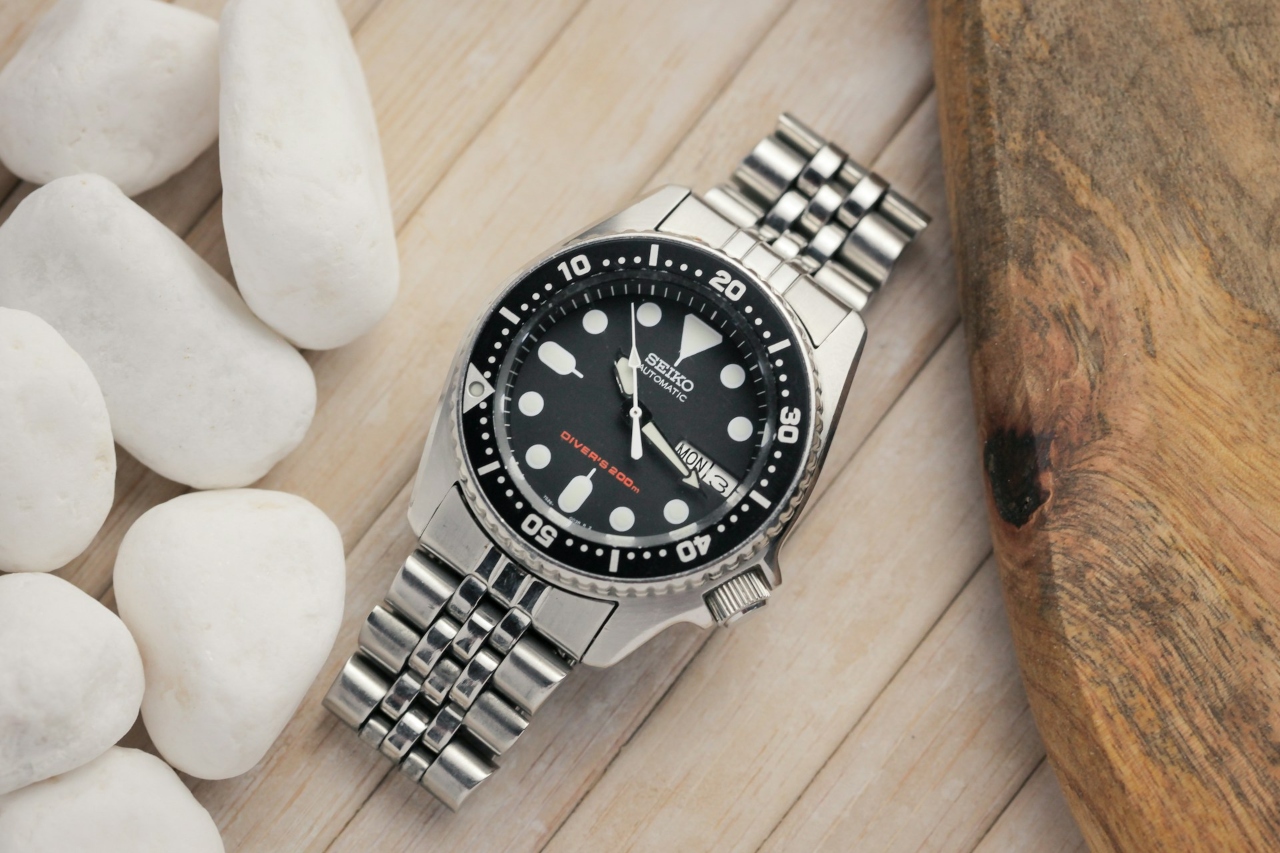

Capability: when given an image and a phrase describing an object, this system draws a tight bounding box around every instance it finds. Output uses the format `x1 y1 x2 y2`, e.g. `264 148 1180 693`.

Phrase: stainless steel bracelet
325 487 579 810
323 115 927 810
658 113 928 345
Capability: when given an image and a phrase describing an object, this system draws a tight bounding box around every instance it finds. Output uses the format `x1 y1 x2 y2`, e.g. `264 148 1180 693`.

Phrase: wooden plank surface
930 0 1280 848
975 762 1088 853
759 558 1042 853
2 0 1088 849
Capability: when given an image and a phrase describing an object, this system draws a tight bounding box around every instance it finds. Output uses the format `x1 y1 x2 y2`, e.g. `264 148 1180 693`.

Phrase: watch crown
705 568 771 626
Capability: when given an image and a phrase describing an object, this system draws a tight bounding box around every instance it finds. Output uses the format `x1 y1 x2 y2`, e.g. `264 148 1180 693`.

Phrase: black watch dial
459 235 815 582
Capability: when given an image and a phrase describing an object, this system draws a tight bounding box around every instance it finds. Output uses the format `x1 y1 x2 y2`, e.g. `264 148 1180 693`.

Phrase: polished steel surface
422 741 495 811
386 549 455 630
358 605 419 673
379 670 424 719
420 656 463 706
406 616 459 678
491 634 571 715
323 655 390 729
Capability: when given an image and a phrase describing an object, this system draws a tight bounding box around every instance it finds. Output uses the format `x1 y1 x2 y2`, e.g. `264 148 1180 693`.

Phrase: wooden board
3 0 1084 849
930 0 1280 848
976 762 1089 853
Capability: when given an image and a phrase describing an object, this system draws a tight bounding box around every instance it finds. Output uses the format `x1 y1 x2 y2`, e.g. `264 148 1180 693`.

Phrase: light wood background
0 0 1087 850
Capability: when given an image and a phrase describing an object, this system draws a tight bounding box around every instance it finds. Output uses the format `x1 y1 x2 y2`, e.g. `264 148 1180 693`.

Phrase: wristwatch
323 114 929 809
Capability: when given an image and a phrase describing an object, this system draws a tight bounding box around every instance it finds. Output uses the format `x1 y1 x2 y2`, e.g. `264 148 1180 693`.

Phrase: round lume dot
518 391 544 416
609 507 635 532
582 309 608 335
636 302 662 327
720 363 746 389
525 444 551 469
728 416 753 442
663 499 689 524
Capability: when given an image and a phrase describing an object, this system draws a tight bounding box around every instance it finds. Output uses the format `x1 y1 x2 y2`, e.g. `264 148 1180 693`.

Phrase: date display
674 440 739 498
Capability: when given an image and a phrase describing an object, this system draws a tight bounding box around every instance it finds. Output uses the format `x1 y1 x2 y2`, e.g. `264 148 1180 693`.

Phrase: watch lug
567 185 692 243
580 559 777 667
811 309 867 469
757 542 783 588
581 592 712 668
408 359 466 538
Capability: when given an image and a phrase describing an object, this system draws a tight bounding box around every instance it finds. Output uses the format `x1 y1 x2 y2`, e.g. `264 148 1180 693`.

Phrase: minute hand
628 304 643 460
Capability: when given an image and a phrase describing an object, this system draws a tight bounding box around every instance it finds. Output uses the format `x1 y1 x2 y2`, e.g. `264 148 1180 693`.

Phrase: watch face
458 234 816 582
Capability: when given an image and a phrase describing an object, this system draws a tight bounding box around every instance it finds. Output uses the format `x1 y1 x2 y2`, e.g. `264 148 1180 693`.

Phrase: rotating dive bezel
453 232 822 596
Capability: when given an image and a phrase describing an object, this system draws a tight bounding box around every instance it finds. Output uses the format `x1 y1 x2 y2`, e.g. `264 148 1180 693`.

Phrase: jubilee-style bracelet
702 112 929 315
325 488 580 809
323 115 928 811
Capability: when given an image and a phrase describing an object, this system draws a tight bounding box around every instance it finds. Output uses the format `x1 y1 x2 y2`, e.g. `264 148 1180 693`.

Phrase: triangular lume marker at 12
557 468 595 513
673 314 722 366
537 340 584 377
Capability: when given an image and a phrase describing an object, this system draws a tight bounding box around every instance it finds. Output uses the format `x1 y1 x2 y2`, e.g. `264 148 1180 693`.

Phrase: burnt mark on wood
984 427 1049 527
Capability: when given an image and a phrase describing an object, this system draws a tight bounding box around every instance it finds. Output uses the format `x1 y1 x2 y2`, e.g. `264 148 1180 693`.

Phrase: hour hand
614 356 698 488
614 355 635 397
642 420 700 489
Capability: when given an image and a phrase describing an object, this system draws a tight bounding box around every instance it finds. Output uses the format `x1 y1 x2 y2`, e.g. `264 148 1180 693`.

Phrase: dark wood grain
930 0 1280 849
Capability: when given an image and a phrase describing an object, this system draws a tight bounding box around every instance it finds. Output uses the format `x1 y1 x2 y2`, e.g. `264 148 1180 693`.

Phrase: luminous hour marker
663 499 689 525
517 391 544 416
557 469 595 514
674 314 722 366
748 490 771 508
636 301 662 327
767 339 792 354
727 416 754 442
537 341 584 377
609 549 620 573
499 307 521 325
609 506 635 532
582 309 608 334
649 244 660 266
719 363 746 389
477 461 501 476
525 444 551 469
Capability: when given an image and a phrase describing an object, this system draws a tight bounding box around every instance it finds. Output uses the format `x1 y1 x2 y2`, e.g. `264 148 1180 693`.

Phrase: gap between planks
974 760 1088 853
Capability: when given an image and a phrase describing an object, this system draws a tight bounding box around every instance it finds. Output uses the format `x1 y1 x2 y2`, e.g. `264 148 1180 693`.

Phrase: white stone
220 0 399 350
0 747 224 853
114 489 345 779
0 309 115 573
0 175 316 490
0 574 144 796
0 0 219 197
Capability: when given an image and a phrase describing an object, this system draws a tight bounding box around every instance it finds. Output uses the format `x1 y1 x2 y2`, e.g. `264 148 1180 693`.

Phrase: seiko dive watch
324 114 929 809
